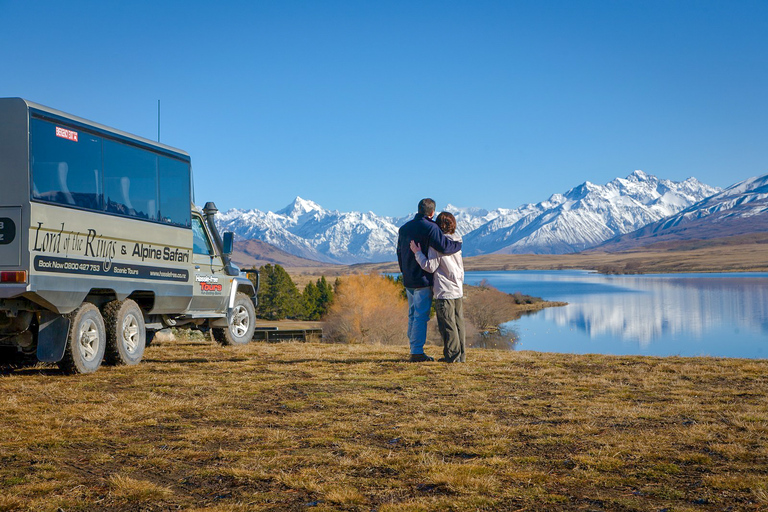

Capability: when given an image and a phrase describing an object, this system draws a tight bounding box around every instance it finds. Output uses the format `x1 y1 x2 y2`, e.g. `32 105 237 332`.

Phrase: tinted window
103 140 158 220
30 115 191 228
30 118 102 210
159 156 191 227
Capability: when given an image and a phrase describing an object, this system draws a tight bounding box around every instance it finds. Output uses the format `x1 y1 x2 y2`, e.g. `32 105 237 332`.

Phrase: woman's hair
436 211 456 234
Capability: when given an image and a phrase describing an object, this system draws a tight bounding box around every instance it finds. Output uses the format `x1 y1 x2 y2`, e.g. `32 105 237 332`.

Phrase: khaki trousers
435 298 466 363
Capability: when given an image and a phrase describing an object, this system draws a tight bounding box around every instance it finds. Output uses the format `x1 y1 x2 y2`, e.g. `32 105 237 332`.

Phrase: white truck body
0 98 258 373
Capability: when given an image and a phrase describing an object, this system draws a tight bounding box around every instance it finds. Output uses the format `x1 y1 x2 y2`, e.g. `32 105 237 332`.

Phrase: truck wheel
103 300 146 366
58 303 106 374
212 293 256 345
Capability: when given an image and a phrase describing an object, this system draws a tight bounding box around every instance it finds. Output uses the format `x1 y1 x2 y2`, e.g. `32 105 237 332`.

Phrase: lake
464 270 768 359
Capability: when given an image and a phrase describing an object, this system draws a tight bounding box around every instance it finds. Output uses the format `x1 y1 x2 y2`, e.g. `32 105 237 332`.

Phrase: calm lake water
465 270 768 359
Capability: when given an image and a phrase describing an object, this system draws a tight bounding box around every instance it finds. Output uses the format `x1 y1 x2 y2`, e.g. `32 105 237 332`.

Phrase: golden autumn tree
324 274 408 345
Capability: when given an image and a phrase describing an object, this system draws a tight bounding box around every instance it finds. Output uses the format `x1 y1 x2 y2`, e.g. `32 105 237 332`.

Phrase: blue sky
3 0 767 217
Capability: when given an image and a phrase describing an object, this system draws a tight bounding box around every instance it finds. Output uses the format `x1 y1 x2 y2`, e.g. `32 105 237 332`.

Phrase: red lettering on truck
55 126 78 142
200 282 222 292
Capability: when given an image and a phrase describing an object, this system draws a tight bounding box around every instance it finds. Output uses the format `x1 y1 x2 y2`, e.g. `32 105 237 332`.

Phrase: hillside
231 239 339 269
2 341 766 511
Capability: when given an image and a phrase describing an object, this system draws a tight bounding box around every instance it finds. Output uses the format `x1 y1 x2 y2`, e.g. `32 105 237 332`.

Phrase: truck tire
212 293 256 345
58 303 106 374
103 299 146 366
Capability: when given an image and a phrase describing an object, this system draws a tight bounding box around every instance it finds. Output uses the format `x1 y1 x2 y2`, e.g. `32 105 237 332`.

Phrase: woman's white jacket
413 233 464 300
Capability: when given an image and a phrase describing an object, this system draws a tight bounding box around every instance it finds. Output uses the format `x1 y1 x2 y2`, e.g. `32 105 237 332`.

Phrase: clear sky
3 0 767 217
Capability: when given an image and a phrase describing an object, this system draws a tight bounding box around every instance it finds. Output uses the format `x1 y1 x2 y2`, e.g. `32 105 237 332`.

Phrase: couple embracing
396 198 466 363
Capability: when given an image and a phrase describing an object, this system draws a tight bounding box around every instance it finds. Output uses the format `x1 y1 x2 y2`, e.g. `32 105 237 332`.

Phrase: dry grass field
1 339 767 511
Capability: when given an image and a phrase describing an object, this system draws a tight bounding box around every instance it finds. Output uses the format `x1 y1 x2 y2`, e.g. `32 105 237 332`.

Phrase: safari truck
0 98 258 373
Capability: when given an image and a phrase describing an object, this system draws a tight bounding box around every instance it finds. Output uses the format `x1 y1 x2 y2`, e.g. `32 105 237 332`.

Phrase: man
396 198 462 362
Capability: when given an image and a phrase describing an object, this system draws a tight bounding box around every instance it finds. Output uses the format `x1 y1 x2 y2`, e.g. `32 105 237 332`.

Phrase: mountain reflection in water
465 271 768 359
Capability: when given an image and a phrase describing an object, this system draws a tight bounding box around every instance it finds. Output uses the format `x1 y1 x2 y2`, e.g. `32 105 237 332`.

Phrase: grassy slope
1 341 766 511
232 239 341 270
341 234 768 277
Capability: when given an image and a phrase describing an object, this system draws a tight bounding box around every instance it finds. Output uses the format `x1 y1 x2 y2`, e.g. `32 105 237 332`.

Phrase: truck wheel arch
213 292 256 346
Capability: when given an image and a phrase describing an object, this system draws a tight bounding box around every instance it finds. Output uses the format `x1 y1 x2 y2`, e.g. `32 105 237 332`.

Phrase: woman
409 212 465 363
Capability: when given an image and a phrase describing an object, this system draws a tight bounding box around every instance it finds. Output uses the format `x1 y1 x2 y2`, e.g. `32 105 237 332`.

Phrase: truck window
30 118 102 210
29 114 192 228
158 156 191 227
192 216 213 255
104 139 158 220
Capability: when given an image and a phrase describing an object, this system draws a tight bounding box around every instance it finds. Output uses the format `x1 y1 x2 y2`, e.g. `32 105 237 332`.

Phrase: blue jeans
406 287 433 355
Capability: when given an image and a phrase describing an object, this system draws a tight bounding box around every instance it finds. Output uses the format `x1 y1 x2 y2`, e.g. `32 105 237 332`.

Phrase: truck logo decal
0 218 16 245
34 255 188 282
196 275 222 294
31 222 190 270
132 243 190 263
199 282 223 293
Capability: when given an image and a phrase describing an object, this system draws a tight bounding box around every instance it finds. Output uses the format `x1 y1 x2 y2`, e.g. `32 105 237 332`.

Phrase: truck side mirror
222 232 234 256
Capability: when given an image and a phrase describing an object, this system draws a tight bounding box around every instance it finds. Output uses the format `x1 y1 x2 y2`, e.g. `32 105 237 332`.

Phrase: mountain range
216 170 731 264
596 173 768 251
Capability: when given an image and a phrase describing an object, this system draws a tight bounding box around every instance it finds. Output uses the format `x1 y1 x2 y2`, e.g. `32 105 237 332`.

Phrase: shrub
510 291 540 305
464 285 513 332
324 274 407 345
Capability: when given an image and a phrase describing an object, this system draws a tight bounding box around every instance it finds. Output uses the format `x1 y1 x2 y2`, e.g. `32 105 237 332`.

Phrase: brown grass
1 340 766 511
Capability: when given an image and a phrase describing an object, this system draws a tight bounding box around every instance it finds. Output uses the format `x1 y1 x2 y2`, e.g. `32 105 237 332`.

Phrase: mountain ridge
216 170 724 264
595 174 768 252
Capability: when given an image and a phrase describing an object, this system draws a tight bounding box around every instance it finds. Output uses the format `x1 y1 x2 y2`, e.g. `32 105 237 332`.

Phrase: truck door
189 214 230 313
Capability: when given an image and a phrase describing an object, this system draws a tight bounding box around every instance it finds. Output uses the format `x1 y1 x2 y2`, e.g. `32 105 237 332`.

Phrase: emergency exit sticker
55 126 78 142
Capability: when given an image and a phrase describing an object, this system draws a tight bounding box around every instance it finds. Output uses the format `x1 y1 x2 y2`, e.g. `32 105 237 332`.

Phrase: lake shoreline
466 270 768 360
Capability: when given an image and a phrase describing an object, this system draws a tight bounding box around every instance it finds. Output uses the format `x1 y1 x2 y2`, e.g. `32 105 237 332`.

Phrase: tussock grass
108 474 173 501
1 340 767 511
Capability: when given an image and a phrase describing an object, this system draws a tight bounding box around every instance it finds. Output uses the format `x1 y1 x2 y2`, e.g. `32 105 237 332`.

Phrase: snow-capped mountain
462 170 721 255
443 204 517 237
655 173 768 226
597 174 768 251
217 197 399 264
216 171 722 264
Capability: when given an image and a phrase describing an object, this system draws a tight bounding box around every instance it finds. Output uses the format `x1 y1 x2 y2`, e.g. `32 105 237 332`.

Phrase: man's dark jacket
397 214 462 289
